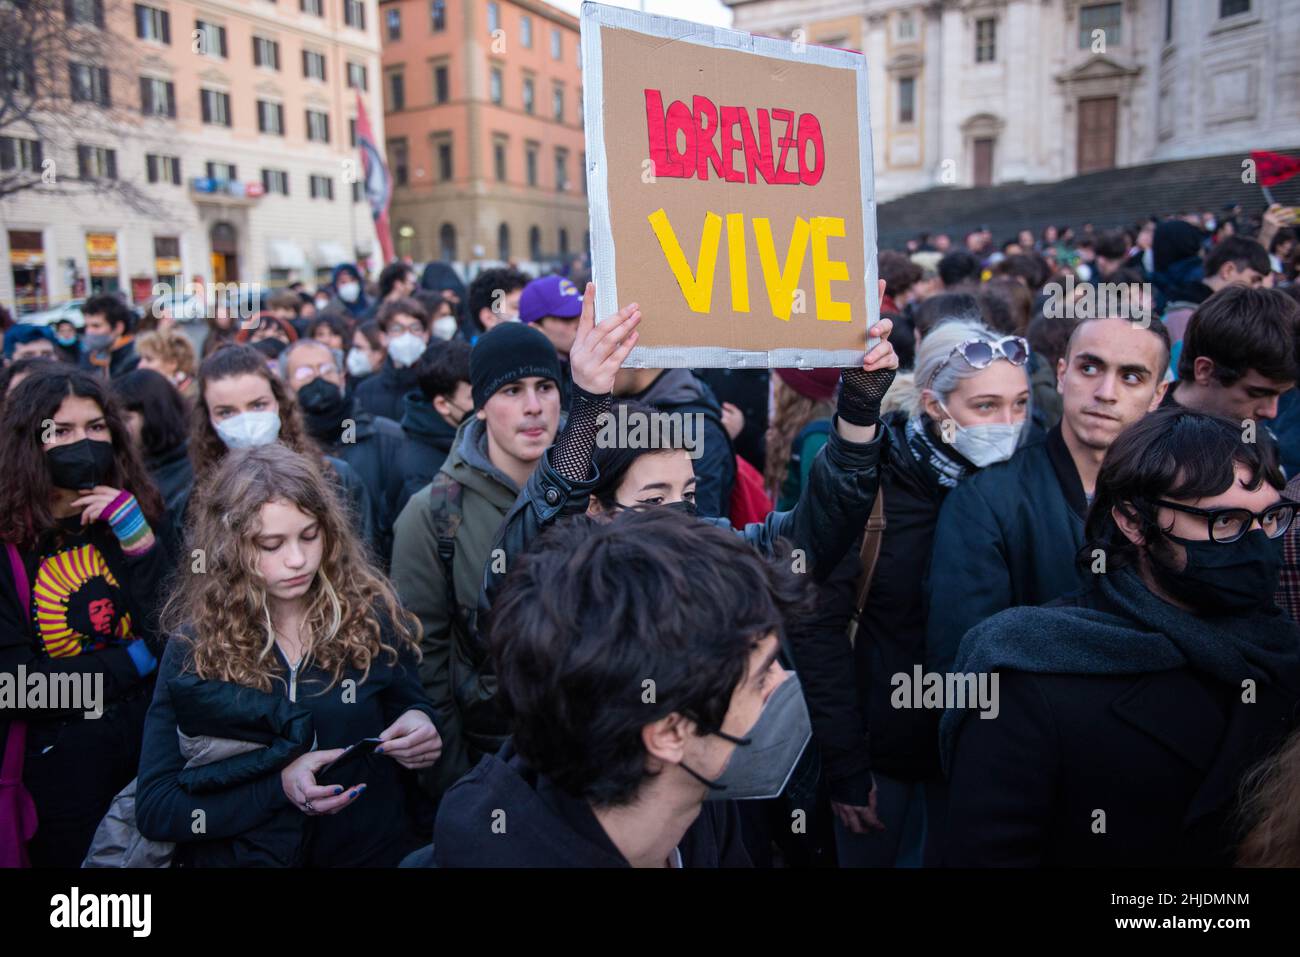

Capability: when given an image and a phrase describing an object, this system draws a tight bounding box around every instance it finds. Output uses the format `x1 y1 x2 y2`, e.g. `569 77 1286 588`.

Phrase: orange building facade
380 0 589 268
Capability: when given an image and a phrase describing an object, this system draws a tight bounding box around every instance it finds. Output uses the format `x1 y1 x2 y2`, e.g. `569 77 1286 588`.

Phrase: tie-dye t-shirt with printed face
31 538 133 657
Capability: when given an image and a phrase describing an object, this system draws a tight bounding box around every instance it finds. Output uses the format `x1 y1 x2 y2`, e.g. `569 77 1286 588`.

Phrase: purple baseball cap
519 275 583 325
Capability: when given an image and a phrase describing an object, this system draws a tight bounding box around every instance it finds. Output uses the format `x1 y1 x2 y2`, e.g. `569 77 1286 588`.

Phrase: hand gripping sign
581 1 878 369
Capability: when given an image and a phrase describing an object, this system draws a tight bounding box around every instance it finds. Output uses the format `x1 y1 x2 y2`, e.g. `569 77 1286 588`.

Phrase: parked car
20 299 85 329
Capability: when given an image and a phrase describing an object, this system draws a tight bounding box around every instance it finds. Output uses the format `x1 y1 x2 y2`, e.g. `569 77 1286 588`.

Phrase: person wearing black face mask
281 340 404 567
0 366 171 867
943 407 1300 867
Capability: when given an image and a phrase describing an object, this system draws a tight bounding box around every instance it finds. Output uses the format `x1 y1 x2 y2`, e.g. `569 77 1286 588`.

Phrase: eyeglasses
949 336 1029 370
1152 498 1298 544
291 362 339 382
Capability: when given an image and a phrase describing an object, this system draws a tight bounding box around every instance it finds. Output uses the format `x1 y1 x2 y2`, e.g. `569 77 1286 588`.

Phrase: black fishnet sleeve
549 384 612 483
836 367 897 427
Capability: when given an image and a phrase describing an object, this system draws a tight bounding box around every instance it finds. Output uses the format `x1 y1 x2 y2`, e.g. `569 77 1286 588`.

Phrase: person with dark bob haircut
432 507 812 867
110 368 195 534
1168 285 1300 423
0 364 170 866
943 407 1300 866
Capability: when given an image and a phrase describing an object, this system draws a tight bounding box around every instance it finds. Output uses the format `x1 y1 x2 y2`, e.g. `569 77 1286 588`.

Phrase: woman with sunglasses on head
945 408 1300 866
806 320 1032 868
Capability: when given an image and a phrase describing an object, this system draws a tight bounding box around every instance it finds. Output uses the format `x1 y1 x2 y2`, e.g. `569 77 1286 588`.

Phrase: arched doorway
210 221 239 282
397 224 416 261
528 225 541 261
498 222 510 261
438 223 457 262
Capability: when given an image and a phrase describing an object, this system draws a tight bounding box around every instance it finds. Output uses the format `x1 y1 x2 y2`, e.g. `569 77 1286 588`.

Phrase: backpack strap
426 474 463 612
846 489 886 650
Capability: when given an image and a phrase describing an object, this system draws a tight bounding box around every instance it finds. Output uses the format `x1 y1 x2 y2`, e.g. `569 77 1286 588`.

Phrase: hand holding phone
315 737 383 788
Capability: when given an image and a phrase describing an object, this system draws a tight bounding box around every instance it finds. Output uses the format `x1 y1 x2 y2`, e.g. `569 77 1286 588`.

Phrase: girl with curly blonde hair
135 443 441 866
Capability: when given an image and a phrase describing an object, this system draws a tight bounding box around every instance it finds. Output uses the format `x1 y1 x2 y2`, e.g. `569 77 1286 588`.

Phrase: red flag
1251 151 1300 187
355 92 395 263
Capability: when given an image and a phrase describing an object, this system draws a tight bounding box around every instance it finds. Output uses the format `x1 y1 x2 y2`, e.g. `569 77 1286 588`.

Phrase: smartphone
316 737 383 788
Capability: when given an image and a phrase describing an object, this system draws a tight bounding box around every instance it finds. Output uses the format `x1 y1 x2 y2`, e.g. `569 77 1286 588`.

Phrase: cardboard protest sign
581 1 877 369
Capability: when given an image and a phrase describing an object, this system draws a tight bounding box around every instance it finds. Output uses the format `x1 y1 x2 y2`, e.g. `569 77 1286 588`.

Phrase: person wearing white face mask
177 344 376 551
327 263 374 322
352 299 431 421
800 320 1032 870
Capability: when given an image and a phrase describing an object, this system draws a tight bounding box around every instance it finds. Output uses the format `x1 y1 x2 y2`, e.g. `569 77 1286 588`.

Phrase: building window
430 0 445 32
139 76 175 117
493 137 507 182
434 64 449 103
206 161 236 181
134 4 170 42
1220 0 1250 16
488 2 500 32
388 70 405 110
347 61 368 90
70 63 111 106
309 174 334 199
897 76 915 124
0 136 43 173
525 142 538 186
1165 0 1174 42
343 0 365 31
1079 3 1122 48
520 14 532 48
194 20 227 58
528 225 541 261
896 11 915 41
352 180 364 203
975 18 996 62
523 76 534 114
306 109 330 142
200 88 231 126
301 0 323 16
303 50 326 81
2 50 35 96
257 100 285 134
555 147 568 192
253 36 280 70
388 138 408 186
148 153 183 183
261 168 289 195
386 8 401 40
439 223 456 262
498 222 510 260
551 28 561 60
553 83 564 121
436 137 452 181
67 0 105 27
490 66 502 105
77 144 117 180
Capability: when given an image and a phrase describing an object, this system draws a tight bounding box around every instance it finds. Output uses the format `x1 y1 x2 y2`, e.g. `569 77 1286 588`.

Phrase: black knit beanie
470 322 562 408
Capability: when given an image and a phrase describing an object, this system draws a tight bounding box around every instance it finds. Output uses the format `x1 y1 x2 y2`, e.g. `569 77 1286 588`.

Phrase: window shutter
301 49 308 76
219 27 227 58
32 140 43 170
172 157 181 185
201 90 210 123
274 42 280 71
99 67 110 106
106 149 117 179
146 153 156 182
94 0 104 27
167 81 176 117
276 103 284 133
0 138 13 171
162 10 170 43
139 76 151 113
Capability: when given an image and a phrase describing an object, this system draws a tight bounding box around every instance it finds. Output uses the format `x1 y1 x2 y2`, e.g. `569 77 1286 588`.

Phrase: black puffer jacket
353 359 419 423
308 407 405 565
394 390 459 518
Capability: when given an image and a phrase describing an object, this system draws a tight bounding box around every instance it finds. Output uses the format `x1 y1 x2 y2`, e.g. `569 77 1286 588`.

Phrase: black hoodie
432 742 751 867
394 389 460 517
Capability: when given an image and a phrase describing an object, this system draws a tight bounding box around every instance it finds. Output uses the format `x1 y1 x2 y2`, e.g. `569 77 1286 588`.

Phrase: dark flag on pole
356 92 395 263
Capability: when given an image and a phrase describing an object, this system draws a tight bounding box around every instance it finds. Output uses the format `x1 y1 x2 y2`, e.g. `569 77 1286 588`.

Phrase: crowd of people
3 198 1300 869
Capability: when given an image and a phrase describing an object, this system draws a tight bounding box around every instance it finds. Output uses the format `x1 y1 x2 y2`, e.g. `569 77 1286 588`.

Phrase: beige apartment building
380 0 589 268
724 0 1300 201
1 0 386 313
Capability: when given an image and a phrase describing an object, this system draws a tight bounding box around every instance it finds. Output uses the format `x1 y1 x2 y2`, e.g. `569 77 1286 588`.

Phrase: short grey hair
278 338 343 381
911 320 1020 418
